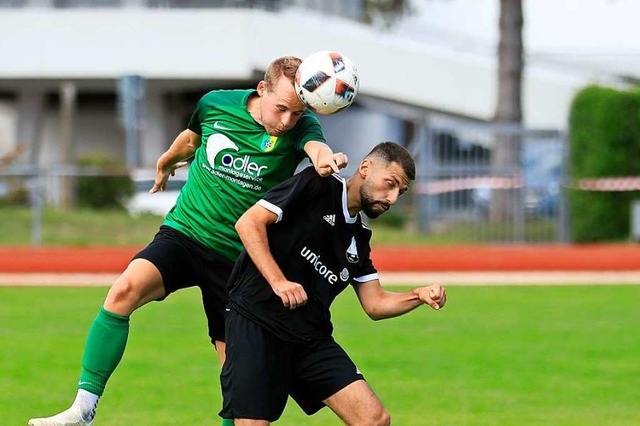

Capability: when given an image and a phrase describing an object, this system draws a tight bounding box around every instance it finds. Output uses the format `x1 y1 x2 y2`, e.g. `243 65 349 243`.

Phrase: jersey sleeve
353 259 379 284
187 91 215 135
256 166 325 222
292 111 326 154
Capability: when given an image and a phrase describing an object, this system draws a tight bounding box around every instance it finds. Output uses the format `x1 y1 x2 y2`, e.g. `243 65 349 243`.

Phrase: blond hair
264 56 302 91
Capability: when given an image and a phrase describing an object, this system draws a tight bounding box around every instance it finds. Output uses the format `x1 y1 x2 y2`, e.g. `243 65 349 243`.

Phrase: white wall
0 7 609 129
0 10 255 79
0 102 16 155
39 102 124 164
317 105 405 177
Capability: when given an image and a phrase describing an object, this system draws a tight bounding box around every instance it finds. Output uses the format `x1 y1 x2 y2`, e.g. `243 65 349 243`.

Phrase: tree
362 0 525 223
494 0 523 126
363 0 412 26
490 0 524 222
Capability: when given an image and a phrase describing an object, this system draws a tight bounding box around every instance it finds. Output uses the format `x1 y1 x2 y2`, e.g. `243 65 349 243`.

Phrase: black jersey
227 166 379 343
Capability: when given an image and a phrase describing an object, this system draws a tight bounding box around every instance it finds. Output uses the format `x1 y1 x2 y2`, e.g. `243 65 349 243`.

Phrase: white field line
0 271 638 287
379 271 640 286
0 273 119 287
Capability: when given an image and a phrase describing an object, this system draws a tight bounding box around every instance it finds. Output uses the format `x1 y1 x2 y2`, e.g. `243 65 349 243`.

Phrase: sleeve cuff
353 273 379 283
257 199 283 223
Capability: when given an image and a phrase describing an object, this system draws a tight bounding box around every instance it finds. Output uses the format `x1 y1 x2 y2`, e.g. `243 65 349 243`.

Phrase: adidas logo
323 214 336 226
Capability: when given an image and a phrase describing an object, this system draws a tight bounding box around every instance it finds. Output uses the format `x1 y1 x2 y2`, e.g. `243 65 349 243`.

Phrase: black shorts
219 308 365 422
133 225 235 343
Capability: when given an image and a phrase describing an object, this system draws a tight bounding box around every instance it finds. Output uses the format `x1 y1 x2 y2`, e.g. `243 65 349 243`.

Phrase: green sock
221 419 234 426
78 306 129 396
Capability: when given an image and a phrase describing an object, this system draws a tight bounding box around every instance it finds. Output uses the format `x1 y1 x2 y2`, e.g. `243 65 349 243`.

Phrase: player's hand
332 152 348 170
271 279 308 310
314 150 346 177
419 284 447 310
149 161 188 193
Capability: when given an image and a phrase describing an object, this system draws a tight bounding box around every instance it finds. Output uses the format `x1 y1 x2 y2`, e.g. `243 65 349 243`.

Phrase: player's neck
345 178 362 217
246 93 263 125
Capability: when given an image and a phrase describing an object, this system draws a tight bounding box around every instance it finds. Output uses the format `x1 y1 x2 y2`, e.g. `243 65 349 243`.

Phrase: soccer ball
295 51 359 114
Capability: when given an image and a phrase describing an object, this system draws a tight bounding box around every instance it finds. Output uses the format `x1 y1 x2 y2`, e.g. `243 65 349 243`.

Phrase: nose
387 188 400 205
280 112 297 129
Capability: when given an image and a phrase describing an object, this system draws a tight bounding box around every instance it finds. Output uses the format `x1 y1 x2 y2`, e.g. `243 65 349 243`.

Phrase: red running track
0 244 638 273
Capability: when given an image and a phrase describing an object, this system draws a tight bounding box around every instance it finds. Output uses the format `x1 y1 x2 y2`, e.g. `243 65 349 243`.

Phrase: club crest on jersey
261 135 278 152
346 237 359 263
340 268 350 282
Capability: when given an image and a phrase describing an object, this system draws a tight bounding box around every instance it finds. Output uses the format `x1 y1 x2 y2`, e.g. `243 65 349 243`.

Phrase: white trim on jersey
359 212 371 229
257 199 283 223
332 173 357 224
354 273 379 283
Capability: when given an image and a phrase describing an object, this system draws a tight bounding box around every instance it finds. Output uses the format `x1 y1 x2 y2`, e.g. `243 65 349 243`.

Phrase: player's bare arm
236 205 308 309
304 140 348 176
354 280 447 320
150 129 201 193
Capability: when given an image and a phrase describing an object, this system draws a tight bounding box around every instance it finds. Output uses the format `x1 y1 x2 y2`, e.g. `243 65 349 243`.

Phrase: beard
361 186 389 219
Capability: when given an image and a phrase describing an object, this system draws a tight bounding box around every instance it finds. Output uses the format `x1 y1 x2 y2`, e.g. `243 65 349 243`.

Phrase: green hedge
75 154 134 210
568 85 640 242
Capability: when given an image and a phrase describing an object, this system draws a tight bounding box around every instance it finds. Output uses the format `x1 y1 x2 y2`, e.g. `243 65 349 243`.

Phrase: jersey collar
333 174 357 224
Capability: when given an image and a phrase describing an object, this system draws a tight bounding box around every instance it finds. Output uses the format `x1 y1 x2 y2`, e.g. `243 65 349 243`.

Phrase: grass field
1 206 562 246
5 206 439 246
2 285 639 425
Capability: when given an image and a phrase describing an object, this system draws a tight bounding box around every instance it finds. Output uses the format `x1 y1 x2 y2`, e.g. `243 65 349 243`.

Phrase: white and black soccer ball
295 51 359 115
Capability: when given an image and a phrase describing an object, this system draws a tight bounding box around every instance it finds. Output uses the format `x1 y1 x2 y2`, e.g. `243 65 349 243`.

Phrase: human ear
358 159 372 178
257 81 267 96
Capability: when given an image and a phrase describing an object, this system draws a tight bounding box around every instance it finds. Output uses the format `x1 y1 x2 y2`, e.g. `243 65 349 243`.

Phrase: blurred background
2 4 640 425
1 0 639 246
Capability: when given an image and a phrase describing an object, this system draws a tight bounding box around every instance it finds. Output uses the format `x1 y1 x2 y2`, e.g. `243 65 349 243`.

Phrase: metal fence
1 122 569 246
413 121 568 243
0 165 121 246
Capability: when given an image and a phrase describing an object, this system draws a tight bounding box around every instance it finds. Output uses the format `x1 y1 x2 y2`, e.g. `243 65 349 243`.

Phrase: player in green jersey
29 56 348 426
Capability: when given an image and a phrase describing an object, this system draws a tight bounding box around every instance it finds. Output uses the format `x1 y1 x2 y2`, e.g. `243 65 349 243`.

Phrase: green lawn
2 285 639 425
0 206 164 246
1 206 443 246
1 206 563 246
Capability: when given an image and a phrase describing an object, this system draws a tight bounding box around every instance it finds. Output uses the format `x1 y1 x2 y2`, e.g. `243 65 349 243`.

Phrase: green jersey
164 89 325 261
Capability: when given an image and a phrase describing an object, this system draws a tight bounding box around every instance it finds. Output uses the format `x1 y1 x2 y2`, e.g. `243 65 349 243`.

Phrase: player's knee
379 409 391 426
107 279 135 302
367 407 391 426
105 278 143 313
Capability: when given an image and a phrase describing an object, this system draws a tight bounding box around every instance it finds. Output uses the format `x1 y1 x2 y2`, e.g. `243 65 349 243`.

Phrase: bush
371 209 405 228
0 179 29 206
568 85 640 242
75 155 134 210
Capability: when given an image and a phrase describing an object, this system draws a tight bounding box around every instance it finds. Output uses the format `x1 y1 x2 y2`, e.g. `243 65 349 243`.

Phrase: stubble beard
360 185 388 219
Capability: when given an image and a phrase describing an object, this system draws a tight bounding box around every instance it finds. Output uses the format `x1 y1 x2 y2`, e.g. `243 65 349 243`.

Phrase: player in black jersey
220 142 447 425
